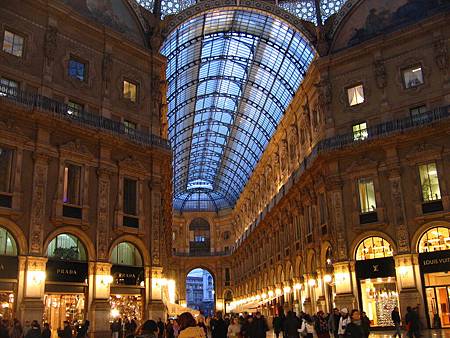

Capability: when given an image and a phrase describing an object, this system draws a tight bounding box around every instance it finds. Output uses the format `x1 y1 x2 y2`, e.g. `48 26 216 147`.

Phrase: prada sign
0 256 18 279
111 265 144 286
355 257 396 279
419 250 450 274
46 260 88 283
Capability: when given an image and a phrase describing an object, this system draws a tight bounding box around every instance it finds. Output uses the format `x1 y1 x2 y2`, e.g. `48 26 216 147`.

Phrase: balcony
0 84 170 151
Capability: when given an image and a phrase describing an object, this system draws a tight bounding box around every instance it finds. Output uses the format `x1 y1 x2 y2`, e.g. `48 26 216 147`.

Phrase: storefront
418 226 450 328
0 227 18 319
110 242 145 322
44 234 88 337
355 237 399 327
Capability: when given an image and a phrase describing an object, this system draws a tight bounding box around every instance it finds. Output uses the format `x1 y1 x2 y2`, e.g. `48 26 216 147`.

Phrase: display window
360 277 398 326
418 226 450 328
0 293 14 320
0 227 19 320
110 294 143 322
44 294 85 337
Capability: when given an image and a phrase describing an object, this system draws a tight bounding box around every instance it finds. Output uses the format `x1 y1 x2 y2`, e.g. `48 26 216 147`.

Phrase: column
90 262 112 338
20 257 47 323
333 262 356 310
149 267 166 320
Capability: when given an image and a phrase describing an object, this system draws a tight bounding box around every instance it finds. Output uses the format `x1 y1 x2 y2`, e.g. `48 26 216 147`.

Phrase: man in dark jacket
211 312 228 338
254 312 269 338
25 321 41 338
283 311 300 338
273 315 283 338
344 310 364 338
328 308 340 338
58 321 72 338
157 318 165 338
391 307 401 338
405 307 420 338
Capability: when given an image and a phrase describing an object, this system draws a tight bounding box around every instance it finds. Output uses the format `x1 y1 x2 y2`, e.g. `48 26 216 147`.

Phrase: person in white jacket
300 315 315 338
338 308 351 338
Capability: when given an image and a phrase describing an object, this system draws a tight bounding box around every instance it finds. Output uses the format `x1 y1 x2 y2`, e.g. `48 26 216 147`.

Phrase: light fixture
283 286 291 293
261 293 267 299
268 290 274 297
323 274 333 283
294 283 302 290
111 309 120 318
275 288 282 296
308 279 316 287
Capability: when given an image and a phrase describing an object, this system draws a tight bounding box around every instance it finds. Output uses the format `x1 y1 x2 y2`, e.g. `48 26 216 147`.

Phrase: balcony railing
173 250 230 257
0 84 171 150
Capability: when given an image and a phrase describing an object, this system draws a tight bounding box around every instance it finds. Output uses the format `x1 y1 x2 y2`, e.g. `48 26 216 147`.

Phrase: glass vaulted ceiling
161 9 316 212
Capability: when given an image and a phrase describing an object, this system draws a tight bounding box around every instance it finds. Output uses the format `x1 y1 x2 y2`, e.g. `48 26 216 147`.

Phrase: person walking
273 314 283 338
111 319 121 338
135 320 159 338
241 316 256 338
253 312 268 338
157 319 165 338
211 313 227 338
283 311 300 338
9 319 23 338
338 309 351 338
328 308 340 338
344 310 364 338
178 313 206 338
360 312 370 338
315 311 330 338
41 323 51 338
300 315 314 338
76 320 89 338
405 307 419 338
227 317 241 338
391 307 401 338
58 321 72 338
24 321 40 338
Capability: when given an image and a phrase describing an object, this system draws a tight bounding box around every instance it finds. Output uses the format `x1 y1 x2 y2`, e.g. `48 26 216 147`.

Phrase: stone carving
152 191 162 266
302 101 312 145
44 26 58 65
390 177 410 253
149 21 163 52
30 159 48 254
97 174 110 260
332 190 347 260
280 139 288 173
102 52 113 95
289 125 298 162
374 59 387 89
60 139 94 159
434 38 448 71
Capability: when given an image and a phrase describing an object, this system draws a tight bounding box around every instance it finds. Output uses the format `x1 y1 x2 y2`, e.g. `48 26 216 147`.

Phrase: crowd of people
0 305 423 338
0 319 89 338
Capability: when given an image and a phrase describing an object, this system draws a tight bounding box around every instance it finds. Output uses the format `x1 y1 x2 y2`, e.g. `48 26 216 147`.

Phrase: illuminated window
68 58 86 81
410 105 427 117
358 179 376 213
47 234 87 261
0 147 13 193
419 163 441 202
418 227 450 253
356 237 393 261
123 178 137 216
2 30 24 57
0 77 18 97
353 122 368 141
63 164 81 205
67 101 83 116
124 120 137 135
111 242 143 266
123 80 137 103
0 227 17 256
347 84 365 106
403 65 424 89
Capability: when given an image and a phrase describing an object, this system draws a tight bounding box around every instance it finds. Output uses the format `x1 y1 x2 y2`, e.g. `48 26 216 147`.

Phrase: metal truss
160 8 316 211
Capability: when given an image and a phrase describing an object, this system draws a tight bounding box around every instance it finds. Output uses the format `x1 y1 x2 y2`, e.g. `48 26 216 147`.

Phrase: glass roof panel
160 8 316 211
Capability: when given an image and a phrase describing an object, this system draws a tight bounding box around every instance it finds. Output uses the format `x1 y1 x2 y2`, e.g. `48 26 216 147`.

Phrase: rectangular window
123 178 137 215
358 178 377 213
347 84 365 106
410 105 427 116
123 80 137 103
0 77 18 96
2 30 24 57
419 163 441 202
63 164 81 205
353 122 368 141
403 65 424 89
194 236 205 242
67 101 83 116
0 148 13 193
68 58 86 81
124 120 137 134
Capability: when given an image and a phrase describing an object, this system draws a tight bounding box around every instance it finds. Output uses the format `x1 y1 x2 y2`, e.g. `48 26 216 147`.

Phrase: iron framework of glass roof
160 8 316 212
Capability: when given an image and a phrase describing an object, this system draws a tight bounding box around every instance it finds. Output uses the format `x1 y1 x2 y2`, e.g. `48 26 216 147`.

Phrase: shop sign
0 255 18 279
355 257 396 279
111 265 144 286
46 260 88 283
419 250 450 273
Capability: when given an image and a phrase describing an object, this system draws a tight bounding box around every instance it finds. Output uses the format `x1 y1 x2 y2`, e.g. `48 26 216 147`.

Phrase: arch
184 265 216 282
163 1 317 43
306 249 317 272
186 267 216 316
0 217 27 255
224 289 233 301
350 231 397 260
43 226 95 261
294 255 303 276
355 236 394 261
416 224 450 253
110 242 143 266
411 220 450 254
47 233 87 261
320 240 333 266
329 0 361 39
108 235 151 266
0 227 18 256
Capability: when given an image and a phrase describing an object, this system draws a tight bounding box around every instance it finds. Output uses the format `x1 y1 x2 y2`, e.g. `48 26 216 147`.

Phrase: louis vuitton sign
355 257 396 279
46 260 88 283
419 250 450 274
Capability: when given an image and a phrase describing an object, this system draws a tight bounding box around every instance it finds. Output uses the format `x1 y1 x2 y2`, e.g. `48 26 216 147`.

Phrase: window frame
123 177 138 216
352 122 368 141
62 162 83 206
123 79 139 103
418 162 441 203
402 64 424 89
346 83 365 107
357 178 377 214
2 29 25 58
68 56 88 82
0 146 14 194
67 100 84 116
0 77 19 97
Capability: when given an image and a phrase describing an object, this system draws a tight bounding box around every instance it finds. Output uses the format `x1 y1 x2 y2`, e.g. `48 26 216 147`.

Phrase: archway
0 226 18 319
186 268 215 316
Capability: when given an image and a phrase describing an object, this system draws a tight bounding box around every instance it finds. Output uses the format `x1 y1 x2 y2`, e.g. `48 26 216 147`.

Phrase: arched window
189 218 210 255
111 242 143 266
418 227 450 253
47 234 86 261
356 237 393 261
0 227 17 256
